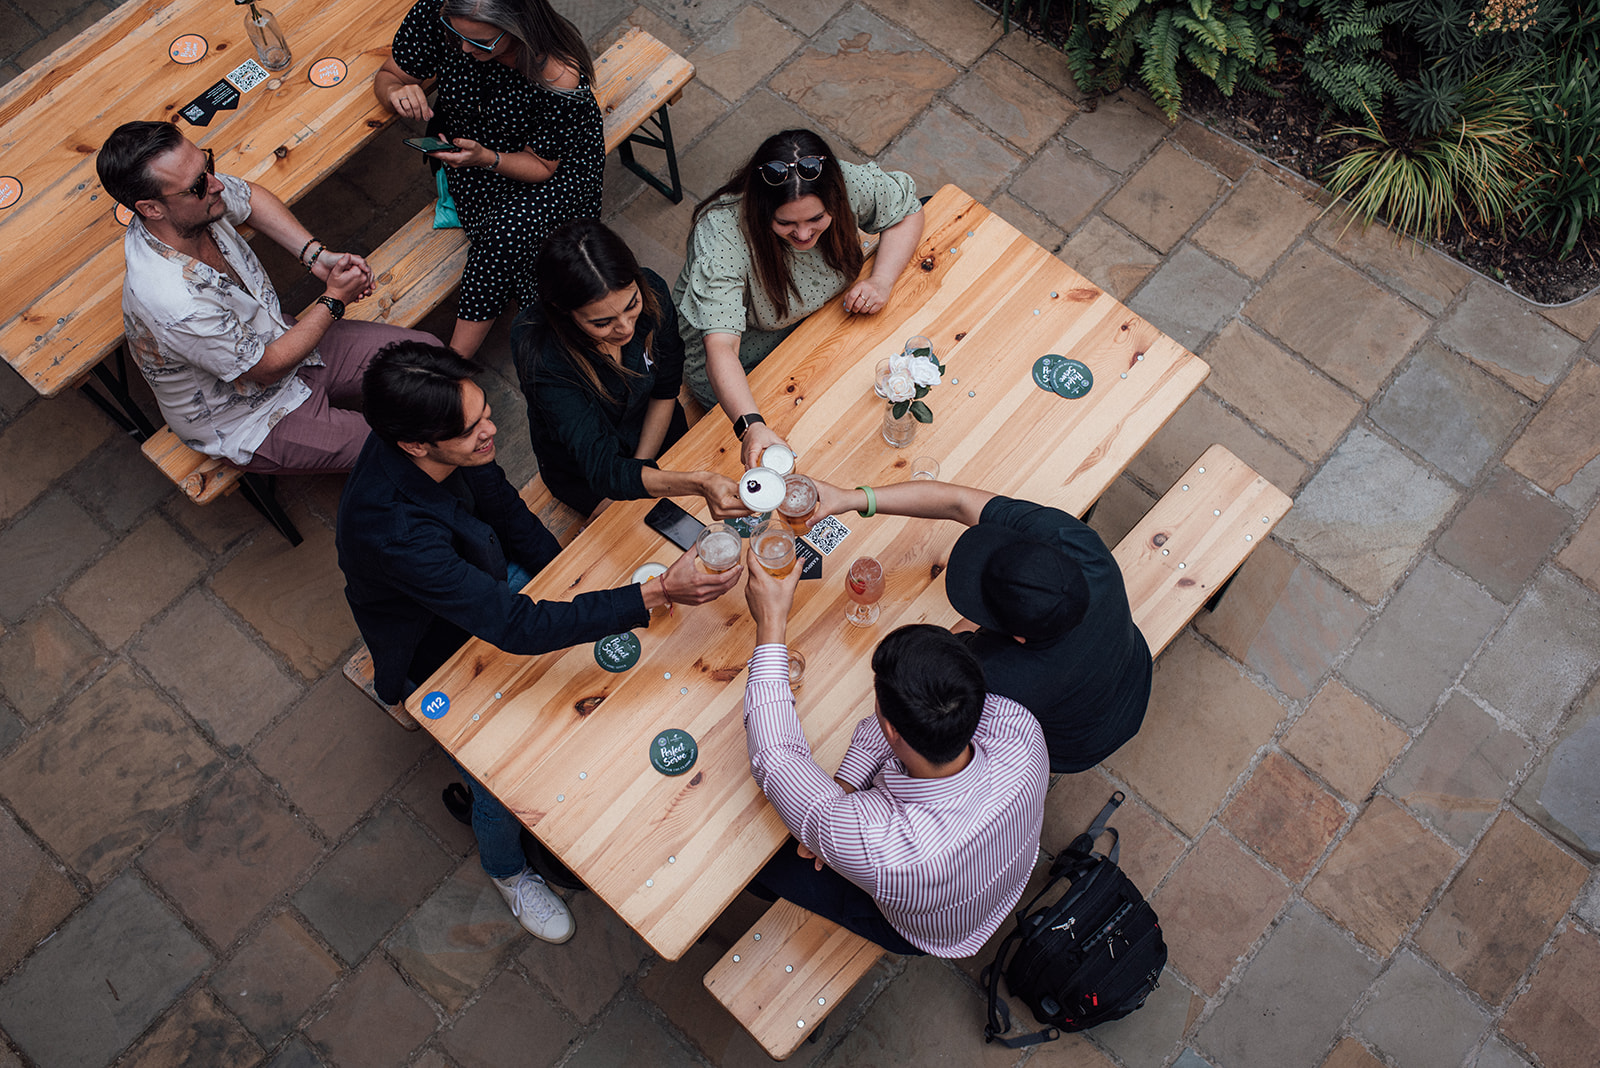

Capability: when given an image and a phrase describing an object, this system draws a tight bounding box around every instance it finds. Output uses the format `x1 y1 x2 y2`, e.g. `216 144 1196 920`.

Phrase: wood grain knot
273 146 288 159
689 772 703 786
1151 532 1169 547
574 695 605 715
919 256 936 271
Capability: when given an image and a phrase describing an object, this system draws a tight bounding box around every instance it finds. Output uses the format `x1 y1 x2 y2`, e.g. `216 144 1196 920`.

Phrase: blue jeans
748 841 925 956
437 561 540 880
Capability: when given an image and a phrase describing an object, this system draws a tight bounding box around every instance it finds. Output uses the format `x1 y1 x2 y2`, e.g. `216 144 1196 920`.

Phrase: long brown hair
691 129 862 319
530 219 661 405
440 0 594 85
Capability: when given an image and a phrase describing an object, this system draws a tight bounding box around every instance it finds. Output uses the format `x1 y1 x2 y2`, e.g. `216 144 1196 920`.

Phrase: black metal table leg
618 104 684 204
82 347 158 440
238 473 304 546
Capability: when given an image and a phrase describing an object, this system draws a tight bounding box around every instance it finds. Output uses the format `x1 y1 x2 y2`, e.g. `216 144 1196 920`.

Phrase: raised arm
812 478 994 529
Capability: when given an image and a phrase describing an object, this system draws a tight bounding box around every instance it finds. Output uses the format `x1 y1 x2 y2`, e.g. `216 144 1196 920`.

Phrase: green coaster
1051 358 1094 399
649 728 698 776
1031 354 1064 392
726 513 771 539
593 632 642 673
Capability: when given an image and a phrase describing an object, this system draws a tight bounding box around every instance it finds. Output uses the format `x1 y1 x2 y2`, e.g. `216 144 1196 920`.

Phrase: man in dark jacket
808 479 1151 773
337 341 739 942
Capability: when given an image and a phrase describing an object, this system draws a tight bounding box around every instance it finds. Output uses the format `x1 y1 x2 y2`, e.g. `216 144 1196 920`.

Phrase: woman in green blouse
512 220 746 519
674 129 925 468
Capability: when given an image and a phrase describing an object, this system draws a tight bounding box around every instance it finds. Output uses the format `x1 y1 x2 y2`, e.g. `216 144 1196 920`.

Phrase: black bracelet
308 245 325 270
298 236 317 265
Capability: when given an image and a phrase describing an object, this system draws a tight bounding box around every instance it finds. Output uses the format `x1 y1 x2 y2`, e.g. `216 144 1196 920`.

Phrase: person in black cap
807 479 1151 772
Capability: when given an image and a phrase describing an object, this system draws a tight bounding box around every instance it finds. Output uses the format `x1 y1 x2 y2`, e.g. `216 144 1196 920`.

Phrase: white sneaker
493 867 575 944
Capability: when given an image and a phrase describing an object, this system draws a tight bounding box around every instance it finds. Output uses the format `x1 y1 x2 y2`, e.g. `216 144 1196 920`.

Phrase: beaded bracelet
298 237 318 265
856 485 876 518
308 245 325 270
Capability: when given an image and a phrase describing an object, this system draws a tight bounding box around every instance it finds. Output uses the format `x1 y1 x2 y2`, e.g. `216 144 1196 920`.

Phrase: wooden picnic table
0 0 414 433
406 185 1211 961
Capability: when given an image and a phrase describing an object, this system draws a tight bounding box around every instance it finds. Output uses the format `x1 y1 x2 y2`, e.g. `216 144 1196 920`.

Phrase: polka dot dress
392 0 603 321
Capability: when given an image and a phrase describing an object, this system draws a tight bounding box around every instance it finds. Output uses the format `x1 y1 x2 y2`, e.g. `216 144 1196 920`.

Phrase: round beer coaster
594 632 642 673
0 177 21 211
420 691 450 720
1031 354 1064 392
308 57 348 87
113 203 133 226
1050 357 1094 399
726 513 771 539
649 728 698 776
169 34 208 64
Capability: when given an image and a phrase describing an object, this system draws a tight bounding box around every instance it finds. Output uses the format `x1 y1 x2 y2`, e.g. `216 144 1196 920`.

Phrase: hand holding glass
778 474 819 534
752 520 797 578
696 522 742 574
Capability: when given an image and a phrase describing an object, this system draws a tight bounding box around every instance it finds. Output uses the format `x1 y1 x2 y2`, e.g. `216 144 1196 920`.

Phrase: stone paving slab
1498 925 1600 1068
1513 682 1600 860
1201 320 1362 464
386 859 523 1014
1195 903 1381 1068
0 873 210 1068
1436 282 1583 400
878 100 1023 202
1103 144 1225 254
210 912 343 1048
1386 693 1533 848
946 52 1077 156
1221 751 1348 881
436 966 579 1068
1194 169 1320 278
0 806 80 976
1414 812 1588 1004
0 604 106 722
1462 567 1600 737
1282 680 1410 802
1350 950 1490 1068
1276 428 1459 604
1150 828 1291 994
1126 244 1252 354
1437 466 1574 603
120 988 262 1068
305 956 438 1068
1504 357 1600 506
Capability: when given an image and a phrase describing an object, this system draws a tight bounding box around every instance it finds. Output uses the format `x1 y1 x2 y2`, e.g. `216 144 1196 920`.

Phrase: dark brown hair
440 0 594 84
691 129 863 319
529 219 661 404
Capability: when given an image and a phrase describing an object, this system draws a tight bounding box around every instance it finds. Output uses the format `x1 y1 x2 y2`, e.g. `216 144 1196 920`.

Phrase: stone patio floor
4 0 1600 1066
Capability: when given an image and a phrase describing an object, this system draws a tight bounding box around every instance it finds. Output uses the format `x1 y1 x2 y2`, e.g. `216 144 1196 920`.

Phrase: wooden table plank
408 185 1210 960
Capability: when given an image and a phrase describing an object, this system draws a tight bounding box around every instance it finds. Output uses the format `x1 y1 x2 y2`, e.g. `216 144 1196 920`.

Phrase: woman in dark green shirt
512 220 746 519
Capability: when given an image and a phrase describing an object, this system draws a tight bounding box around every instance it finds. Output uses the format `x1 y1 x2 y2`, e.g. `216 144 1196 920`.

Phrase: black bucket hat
945 524 1090 642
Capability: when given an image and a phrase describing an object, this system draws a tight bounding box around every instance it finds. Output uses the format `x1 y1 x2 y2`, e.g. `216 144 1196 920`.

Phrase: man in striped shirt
742 558 1049 957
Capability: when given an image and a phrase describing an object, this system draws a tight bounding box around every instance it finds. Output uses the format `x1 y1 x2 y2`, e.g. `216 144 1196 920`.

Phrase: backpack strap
982 926 1061 1048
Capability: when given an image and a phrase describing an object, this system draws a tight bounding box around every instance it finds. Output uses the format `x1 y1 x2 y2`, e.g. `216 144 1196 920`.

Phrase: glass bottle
245 3 291 71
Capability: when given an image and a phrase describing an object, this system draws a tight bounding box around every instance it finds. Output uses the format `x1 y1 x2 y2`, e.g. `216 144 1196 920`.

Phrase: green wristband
856 485 876 518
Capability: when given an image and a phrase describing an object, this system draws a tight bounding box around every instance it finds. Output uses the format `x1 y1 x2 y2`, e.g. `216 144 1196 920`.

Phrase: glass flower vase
882 403 917 448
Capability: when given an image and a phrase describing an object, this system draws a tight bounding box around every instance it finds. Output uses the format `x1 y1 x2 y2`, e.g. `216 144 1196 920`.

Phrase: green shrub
1323 66 1535 239
1298 0 1403 115
1516 53 1600 256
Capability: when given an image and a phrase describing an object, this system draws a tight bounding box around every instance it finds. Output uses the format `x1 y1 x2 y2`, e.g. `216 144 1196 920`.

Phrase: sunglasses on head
157 148 215 200
758 155 827 186
439 12 506 50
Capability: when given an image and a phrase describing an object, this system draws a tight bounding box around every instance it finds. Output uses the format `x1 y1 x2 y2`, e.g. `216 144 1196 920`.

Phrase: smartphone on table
644 499 705 552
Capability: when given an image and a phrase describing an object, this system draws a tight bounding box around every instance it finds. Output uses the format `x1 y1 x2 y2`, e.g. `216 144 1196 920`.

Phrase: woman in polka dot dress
374 0 603 357
673 129 924 468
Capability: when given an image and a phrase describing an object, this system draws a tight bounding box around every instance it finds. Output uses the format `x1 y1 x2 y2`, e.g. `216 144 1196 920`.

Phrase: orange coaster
169 34 207 64
308 57 347 88
0 176 21 210
114 203 134 226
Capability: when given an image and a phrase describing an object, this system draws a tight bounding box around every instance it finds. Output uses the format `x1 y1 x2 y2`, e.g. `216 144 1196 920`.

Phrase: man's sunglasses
156 148 215 200
439 13 506 50
758 155 827 186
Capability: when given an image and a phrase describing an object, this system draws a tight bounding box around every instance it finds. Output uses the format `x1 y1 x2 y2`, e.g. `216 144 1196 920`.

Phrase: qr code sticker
804 515 850 556
227 59 270 92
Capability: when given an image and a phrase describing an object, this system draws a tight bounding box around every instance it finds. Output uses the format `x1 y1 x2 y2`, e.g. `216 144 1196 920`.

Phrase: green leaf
892 400 910 419
910 345 932 359
914 385 930 399
910 400 934 423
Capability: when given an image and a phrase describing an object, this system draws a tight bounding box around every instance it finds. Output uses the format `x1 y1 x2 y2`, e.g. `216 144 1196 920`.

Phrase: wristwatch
731 412 765 440
315 295 346 320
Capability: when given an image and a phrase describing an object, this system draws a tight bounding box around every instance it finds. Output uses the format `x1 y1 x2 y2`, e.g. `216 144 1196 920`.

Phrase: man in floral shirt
97 121 437 473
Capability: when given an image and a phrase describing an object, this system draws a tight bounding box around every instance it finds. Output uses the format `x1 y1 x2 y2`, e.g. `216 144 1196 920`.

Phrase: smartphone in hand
403 136 456 154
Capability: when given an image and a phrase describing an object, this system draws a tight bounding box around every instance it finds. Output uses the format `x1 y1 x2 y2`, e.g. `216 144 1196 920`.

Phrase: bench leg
1202 569 1239 614
618 105 684 204
82 347 158 441
238 473 304 547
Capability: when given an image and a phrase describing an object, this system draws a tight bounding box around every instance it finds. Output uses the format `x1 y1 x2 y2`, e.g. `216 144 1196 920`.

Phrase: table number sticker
226 58 271 93
594 632 642 673
649 728 698 776
1050 358 1093 399
420 691 450 720
308 57 348 88
169 34 208 64
805 515 850 556
113 203 133 226
1031 354 1064 392
0 177 21 211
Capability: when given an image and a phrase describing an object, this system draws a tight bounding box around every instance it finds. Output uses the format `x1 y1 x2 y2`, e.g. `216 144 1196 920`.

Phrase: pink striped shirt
744 644 1048 957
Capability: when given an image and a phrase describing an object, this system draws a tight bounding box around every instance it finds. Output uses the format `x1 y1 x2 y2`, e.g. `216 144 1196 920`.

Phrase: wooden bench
342 469 587 722
143 28 694 544
703 444 1292 1060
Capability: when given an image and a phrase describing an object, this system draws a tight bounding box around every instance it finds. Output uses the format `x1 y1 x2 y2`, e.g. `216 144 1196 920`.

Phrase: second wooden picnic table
407 184 1211 961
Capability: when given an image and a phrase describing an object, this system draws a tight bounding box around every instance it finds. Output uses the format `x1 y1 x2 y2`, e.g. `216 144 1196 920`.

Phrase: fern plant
1298 0 1401 114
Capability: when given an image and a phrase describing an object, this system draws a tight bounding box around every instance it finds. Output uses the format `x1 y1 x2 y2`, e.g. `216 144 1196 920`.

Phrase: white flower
884 369 916 402
907 354 941 387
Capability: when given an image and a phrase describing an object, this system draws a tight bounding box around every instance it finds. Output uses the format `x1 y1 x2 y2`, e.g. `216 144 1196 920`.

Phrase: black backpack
981 792 1168 1048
